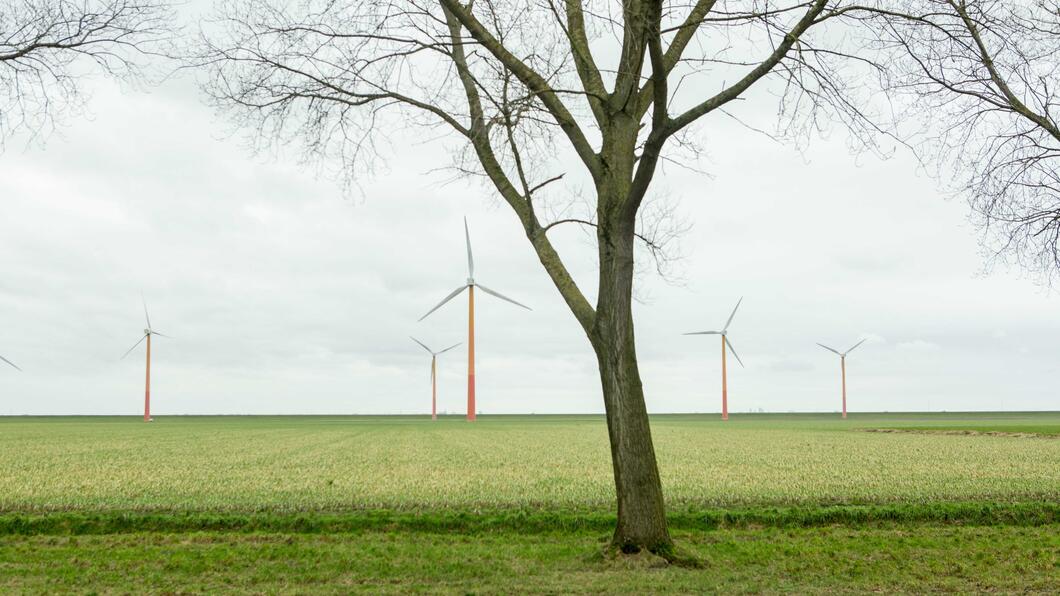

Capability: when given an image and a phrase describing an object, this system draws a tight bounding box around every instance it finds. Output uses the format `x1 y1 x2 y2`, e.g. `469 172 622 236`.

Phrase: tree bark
591 211 672 554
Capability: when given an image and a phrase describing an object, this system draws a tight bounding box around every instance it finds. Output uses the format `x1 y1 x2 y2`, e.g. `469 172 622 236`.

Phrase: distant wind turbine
419 217 531 421
121 296 169 422
410 337 461 420
684 298 745 421
0 354 20 371
817 339 867 419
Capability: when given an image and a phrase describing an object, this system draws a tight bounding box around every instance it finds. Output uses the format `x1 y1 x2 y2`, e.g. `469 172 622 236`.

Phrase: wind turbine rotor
723 297 743 332
464 217 475 280
817 343 842 356
725 337 745 367
475 283 532 311
419 284 470 321
437 342 462 355
410 336 434 354
141 293 152 330
121 334 149 360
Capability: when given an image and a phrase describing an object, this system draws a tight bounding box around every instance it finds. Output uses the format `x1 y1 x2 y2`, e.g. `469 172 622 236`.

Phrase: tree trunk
592 214 672 555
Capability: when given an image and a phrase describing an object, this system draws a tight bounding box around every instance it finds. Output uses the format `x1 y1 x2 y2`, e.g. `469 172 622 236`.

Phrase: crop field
1 412 1058 592
1 412 1058 512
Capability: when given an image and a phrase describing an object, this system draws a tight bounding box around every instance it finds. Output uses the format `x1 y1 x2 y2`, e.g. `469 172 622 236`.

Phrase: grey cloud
1 65 1059 416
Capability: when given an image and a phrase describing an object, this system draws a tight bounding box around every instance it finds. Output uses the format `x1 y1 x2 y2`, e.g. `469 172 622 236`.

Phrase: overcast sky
1 36 1058 416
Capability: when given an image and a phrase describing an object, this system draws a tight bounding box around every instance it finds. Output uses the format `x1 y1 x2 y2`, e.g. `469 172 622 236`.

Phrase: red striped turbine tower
121 296 169 422
419 218 530 421
684 298 746 421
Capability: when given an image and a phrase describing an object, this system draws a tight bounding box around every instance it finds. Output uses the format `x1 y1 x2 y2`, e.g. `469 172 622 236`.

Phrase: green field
1 413 1058 592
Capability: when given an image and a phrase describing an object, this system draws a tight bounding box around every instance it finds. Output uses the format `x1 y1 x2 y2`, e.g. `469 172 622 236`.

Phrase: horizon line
1 410 1057 418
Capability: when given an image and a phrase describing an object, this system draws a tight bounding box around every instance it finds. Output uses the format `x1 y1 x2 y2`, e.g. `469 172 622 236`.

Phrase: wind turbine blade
846 338 867 354
150 331 171 339
725 337 745 368
410 336 434 354
120 334 148 360
418 285 469 321
141 293 152 330
0 355 21 371
464 217 474 279
817 343 842 356
723 297 743 332
475 283 532 310
683 331 721 335
437 342 462 355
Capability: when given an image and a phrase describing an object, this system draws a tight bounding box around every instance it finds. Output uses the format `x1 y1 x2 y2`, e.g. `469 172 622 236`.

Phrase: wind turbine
410 337 461 420
817 339 867 419
684 298 745 421
121 296 169 422
0 354 20 371
419 217 531 421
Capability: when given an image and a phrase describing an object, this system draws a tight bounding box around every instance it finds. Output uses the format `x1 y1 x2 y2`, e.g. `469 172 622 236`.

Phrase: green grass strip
0 501 1056 536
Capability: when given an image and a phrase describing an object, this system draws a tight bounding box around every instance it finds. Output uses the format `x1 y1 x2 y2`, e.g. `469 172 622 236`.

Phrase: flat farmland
2 413 1058 593
1 412 1058 513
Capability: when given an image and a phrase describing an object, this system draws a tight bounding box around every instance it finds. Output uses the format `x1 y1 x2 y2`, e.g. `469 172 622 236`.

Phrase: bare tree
858 0 1060 282
0 0 174 143
198 0 896 556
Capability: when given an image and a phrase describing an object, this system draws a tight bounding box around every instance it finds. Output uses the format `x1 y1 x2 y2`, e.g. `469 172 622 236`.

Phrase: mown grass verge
1 501 1056 536
3 525 1058 593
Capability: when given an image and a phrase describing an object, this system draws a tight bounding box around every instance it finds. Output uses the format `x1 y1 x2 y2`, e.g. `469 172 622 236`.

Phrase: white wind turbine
817 339 867 419
684 298 745 421
120 296 170 422
410 337 462 420
419 217 531 421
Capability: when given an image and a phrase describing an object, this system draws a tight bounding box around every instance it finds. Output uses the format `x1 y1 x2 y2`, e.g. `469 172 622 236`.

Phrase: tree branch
666 0 829 135
438 0 603 180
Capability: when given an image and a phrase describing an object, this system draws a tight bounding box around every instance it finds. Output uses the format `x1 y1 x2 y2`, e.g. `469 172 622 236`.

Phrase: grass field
4 526 1058 593
2 412 1058 512
1 412 1058 592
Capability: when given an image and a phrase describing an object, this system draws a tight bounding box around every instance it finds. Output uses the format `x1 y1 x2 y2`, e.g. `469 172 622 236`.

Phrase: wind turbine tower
410 337 461 420
420 218 531 421
121 296 169 422
684 298 746 421
817 339 867 419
